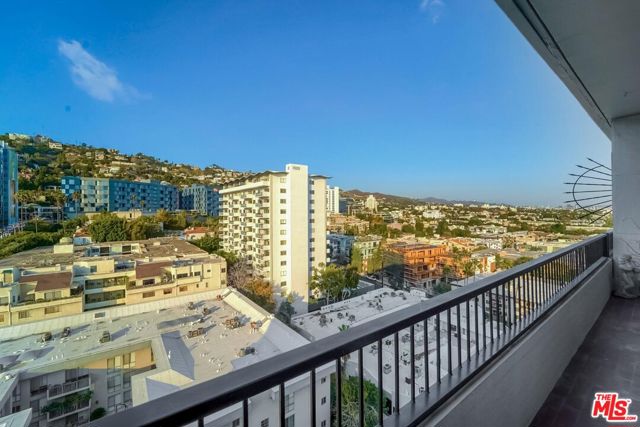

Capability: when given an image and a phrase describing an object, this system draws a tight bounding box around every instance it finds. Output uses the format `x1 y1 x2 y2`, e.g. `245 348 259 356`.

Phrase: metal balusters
280 383 286 427
447 309 452 375
394 332 400 413
502 283 506 336
481 293 486 350
378 338 383 427
410 325 416 402
310 369 316 427
456 306 462 369
489 291 494 344
358 348 364 427
436 313 441 382
243 398 249 427
466 299 471 362
474 296 479 355
424 319 429 393
336 360 342 427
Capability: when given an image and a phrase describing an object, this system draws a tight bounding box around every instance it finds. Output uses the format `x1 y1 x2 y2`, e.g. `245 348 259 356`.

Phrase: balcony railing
94 233 611 427
47 375 91 399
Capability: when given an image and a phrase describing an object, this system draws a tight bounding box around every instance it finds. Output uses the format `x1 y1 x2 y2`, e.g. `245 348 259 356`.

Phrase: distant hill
0 133 250 191
343 189 487 206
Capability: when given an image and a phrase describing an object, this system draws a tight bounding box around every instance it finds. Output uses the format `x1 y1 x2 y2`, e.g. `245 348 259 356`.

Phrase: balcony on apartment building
94 1 639 427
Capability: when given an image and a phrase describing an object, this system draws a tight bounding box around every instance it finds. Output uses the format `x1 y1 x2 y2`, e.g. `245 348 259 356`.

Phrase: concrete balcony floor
531 295 640 426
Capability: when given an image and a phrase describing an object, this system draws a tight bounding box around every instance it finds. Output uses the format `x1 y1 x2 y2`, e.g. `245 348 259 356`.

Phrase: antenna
565 158 612 224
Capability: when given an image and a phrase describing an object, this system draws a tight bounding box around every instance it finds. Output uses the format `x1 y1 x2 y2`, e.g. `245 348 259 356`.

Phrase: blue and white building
0 142 18 228
180 184 220 217
61 176 178 216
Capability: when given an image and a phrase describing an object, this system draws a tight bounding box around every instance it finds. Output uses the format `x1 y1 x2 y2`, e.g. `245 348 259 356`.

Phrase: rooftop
18 271 72 292
0 237 213 269
0 289 308 407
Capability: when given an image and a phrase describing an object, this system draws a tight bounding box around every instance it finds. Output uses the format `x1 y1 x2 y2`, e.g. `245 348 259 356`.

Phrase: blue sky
0 0 609 205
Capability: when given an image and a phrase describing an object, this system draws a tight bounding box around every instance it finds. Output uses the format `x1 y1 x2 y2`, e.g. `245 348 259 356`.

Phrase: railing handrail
94 232 611 427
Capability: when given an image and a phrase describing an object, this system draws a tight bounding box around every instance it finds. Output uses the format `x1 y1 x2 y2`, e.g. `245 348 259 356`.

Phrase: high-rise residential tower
220 164 327 313
326 185 340 214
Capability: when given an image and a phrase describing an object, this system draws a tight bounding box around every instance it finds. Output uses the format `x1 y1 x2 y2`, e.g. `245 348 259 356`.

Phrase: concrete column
612 114 640 298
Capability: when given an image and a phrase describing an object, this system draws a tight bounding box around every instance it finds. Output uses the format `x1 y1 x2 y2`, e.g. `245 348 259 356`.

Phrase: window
285 415 295 427
285 393 294 413
232 419 240 427
321 421 327 427
280 199 286 204
281 261 286 266
0 314 3 322
163 289 172 295
280 219 286 224
280 271 287 277
280 281 286 286
142 291 155 298
18 311 29 319
280 188 286 193
321 396 327 405
90 265 98 273
180 285 188 292
280 240 287 245
280 230 286 235
280 250 286 255
142 278 155 286
261 419 270 427
44 306 60 315
321 376 327 384
122 372 131 388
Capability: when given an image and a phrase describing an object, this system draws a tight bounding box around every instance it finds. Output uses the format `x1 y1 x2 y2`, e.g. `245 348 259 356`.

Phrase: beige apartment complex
0 238 227 328
220 164 327 313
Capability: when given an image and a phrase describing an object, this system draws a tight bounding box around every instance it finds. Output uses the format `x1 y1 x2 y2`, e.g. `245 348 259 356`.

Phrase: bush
0 231 63 259
90 407 107 421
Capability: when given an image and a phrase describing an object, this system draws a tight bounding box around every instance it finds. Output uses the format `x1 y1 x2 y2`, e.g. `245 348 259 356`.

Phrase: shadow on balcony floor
531 295 640 427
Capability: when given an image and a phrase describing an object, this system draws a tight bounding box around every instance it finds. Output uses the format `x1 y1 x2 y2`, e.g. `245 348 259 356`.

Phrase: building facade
384 243 448 289
180 184 220 217
327 234 355 264
61 177 178 217
0 238 227 328
0 142 18 228
326 186 340 214
365 195 378 212
220 164 327 313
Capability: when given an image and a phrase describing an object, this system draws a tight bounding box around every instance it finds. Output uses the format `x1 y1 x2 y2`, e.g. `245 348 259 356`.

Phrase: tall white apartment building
365 194 378 212
326 186 340 214
220 164 328 313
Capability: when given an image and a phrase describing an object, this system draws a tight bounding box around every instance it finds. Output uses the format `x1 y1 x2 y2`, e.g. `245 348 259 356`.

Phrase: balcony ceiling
495 0 640 139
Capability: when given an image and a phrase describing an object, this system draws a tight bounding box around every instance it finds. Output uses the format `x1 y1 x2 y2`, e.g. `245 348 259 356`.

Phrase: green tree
239 278 275 312
276 297 295 324
401 224 415 234
312 264 360 303
332 374 382 427
128 216 163 240
192 235 221 253
350 246 364 273
367 247 383 274
436 220 450 237
88 213 129 242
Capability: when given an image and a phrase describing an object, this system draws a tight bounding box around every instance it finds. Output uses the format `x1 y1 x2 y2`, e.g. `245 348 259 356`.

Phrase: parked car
61 327 71 338
41 332 52 342
99 331 111 343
